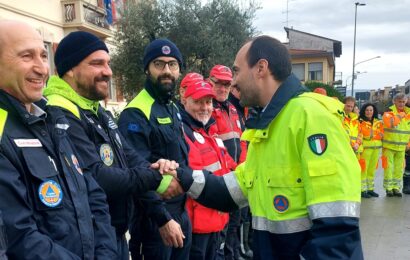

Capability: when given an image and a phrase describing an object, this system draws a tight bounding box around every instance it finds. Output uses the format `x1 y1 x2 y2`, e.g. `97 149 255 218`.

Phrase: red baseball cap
313 87 327 96
184 80 216 100
209 64 232 81
180 72 204 88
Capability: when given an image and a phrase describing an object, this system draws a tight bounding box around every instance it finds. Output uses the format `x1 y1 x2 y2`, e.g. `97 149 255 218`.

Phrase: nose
103 63 113 77
163 66 171 74
33 56 49 77
231 77 237 88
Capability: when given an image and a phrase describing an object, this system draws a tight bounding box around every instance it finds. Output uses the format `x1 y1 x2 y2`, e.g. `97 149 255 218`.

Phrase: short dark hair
246 35 291 81
359 103 378 122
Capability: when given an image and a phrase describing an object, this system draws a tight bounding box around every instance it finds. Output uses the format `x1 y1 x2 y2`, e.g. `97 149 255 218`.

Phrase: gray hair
393 93 407 101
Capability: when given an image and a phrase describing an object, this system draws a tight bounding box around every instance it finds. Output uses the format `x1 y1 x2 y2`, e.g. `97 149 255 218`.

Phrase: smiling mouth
27 78 44 85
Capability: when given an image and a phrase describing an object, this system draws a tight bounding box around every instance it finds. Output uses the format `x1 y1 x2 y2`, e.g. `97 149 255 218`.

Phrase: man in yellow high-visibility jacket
382 93 410 197
343 96 363 155
171 35 363 259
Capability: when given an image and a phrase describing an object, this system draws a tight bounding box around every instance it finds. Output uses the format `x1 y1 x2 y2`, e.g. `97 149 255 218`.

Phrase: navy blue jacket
0 91 117 259
118 81 189 227
0 211 6 260
46 101 163 237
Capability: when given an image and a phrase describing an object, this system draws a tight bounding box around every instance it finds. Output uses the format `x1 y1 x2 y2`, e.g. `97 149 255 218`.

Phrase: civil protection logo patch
38 180 63 207
273 195 289 213
307 134 327 155
162 45 171 55
100 143 114 166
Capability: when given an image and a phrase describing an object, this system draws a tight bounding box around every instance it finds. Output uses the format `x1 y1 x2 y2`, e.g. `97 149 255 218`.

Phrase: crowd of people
340 94 410 199
5 19 403 259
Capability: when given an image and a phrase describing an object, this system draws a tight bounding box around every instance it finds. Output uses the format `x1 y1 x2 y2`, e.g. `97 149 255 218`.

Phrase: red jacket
212 100 247 163
182 113 236 233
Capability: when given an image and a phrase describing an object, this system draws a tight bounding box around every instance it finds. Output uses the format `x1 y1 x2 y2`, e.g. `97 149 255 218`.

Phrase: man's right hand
159 219 185 248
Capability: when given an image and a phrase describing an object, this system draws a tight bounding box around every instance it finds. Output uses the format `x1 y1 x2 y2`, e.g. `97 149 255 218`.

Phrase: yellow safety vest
382 106 410 151
344 113 363 153
360 119 383 149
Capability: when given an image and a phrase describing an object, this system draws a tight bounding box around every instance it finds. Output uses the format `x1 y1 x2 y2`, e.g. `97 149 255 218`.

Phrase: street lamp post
351 2 366 96
355 56 381 67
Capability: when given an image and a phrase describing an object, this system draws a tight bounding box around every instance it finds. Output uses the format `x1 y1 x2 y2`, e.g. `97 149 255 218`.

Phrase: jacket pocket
307 158 338 197
266 166 304 188
22 148 63 211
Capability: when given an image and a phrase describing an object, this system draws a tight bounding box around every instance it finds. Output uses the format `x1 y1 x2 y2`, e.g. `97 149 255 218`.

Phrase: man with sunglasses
118 39 191 260
208 65 247 260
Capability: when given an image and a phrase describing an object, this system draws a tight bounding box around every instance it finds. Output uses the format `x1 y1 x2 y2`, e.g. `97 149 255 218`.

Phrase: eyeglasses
152 60 180 71
210 78 231 88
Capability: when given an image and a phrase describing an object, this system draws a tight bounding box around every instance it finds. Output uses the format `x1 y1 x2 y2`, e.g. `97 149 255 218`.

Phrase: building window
292 63 305 81
109 79 117 101
308 62 323 81
44 42 55 74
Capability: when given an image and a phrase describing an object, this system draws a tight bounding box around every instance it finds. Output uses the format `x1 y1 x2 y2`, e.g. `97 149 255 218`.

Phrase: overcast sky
252 0 410 91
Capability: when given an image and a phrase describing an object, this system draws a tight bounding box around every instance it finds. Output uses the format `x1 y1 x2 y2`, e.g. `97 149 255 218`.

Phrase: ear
66 69 74 78
256 59 269 75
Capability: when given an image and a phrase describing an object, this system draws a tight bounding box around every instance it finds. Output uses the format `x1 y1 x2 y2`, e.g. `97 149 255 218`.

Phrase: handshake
150 159 187 248
150 159 184 200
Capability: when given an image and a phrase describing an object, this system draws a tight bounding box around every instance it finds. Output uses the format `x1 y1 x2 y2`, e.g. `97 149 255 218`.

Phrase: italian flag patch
308 134 327 155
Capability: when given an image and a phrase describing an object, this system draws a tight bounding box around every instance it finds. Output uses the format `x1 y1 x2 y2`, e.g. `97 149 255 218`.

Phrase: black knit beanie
54 31 109 77
143 38 183 71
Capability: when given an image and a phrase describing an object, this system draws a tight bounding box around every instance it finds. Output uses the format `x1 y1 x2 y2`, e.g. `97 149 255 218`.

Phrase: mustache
158 74 175 82
95 76 111 82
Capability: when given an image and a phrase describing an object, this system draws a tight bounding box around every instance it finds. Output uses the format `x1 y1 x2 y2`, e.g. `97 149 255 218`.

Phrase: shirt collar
30 103 46 117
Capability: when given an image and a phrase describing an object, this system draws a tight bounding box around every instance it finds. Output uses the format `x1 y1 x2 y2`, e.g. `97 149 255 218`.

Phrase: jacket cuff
156 175 173 193
176 167 194 192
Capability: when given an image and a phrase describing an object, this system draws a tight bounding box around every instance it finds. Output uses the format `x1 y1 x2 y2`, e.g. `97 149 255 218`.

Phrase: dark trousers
117 235 129 260
224 209 241 260
253 230 308 260
140 210 192 260
190 232 219 260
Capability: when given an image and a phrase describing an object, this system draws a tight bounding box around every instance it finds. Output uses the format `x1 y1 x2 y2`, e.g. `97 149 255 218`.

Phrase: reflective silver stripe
204 161 222 172
187 170 205 199
308 201 360 220
384 128 410 134
363 146 382 149
252 215 311 234
223 172 248 208
382 140 408 146
218 131 240 141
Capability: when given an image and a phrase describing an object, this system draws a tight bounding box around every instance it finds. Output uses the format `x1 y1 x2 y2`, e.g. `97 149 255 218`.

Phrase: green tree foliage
111 0 260 98
304 81 343 101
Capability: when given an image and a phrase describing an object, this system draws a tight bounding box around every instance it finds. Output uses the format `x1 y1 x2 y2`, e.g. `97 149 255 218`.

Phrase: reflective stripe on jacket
212 101 247 163
183 114 236 233
360 119 383 149
344 112 363 153
382 106 410 151
231 92 360 234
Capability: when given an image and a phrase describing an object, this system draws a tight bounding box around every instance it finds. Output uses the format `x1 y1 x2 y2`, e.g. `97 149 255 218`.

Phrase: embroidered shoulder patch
307 134 328 155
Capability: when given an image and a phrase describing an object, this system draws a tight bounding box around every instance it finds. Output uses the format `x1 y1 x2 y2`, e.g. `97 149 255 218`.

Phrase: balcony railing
61 0 112 38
